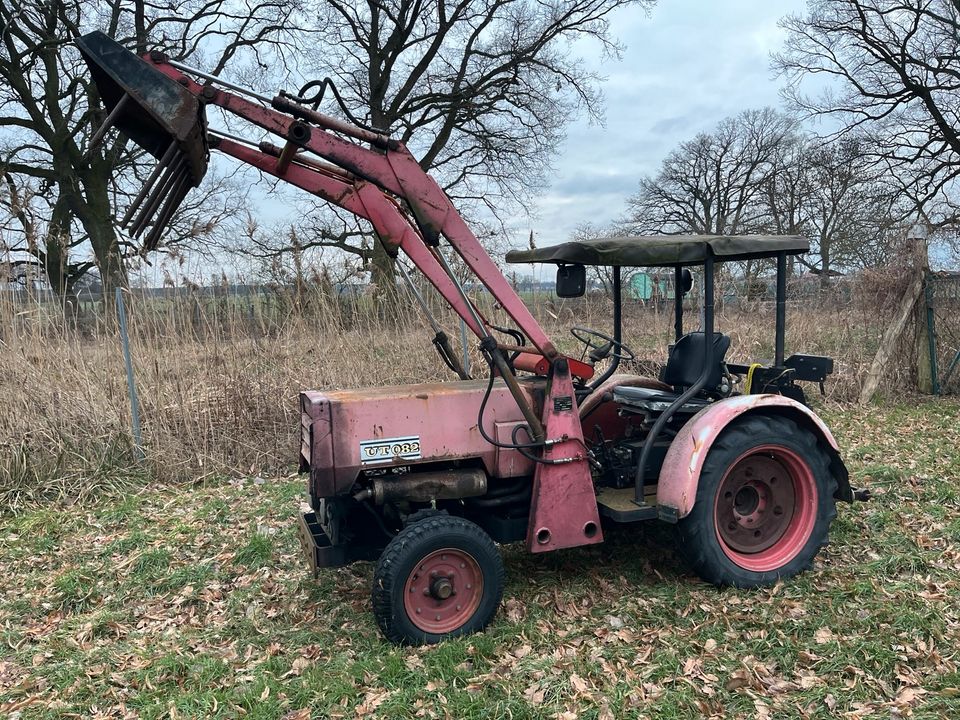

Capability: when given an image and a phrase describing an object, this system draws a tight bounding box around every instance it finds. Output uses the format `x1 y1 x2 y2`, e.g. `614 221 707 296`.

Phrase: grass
2 398 960 718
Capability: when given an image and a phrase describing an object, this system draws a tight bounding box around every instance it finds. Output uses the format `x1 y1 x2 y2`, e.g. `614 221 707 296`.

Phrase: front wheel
372 515 504 645
678 415 837 588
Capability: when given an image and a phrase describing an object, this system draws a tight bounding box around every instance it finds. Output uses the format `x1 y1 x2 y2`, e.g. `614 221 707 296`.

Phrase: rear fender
656 394 850 521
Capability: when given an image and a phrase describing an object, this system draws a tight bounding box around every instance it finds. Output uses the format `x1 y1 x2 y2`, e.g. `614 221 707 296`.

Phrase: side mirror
680 268 693 295
556 264 586 298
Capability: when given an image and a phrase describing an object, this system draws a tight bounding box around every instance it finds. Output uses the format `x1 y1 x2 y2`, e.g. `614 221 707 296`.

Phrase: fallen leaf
814 627 835 645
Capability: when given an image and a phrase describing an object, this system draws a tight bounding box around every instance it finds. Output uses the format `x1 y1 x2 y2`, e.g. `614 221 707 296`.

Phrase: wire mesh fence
928 272 960 395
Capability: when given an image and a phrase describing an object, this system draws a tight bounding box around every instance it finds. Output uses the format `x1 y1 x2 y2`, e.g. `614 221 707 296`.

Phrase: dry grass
0 271 920 511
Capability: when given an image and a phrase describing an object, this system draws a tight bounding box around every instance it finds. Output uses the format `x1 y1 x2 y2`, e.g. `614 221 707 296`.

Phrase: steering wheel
570 326 636 361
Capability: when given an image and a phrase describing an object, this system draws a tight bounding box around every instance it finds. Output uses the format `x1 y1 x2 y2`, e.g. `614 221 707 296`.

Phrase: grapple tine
121 140 178 227
129 153 186 238
87 93 131 154
142 171 192 252
76 31 208 248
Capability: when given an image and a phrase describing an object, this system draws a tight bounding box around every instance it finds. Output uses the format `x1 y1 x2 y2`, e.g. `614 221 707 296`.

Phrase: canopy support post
674 264 683 341
775 251 786 367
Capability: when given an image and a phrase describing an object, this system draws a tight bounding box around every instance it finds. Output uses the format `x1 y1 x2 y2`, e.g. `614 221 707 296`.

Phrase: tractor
76 31 866 645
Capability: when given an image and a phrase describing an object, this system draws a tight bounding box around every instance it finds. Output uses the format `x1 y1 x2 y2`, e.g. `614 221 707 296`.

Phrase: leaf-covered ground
2 399 960 719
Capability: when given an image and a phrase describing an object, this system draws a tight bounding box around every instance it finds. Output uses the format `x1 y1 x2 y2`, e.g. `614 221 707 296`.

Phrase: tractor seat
612 331 731 415
661 331 731 390
612 386 712 414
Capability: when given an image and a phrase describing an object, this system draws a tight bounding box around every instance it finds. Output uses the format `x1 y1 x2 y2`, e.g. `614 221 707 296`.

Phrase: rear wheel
678 415 837 587
372 515 504 645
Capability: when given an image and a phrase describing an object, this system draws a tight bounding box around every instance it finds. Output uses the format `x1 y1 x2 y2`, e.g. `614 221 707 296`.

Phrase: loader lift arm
76 30 604 553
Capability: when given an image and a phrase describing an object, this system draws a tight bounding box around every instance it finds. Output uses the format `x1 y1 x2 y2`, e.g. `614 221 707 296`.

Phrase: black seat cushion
612 385 711 413
661 332 731 390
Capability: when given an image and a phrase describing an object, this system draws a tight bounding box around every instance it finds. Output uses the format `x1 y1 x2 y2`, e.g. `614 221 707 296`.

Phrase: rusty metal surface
300 392 334 496
304 378 545 497
77 32 209 250
77 32 208 178
371 468 487 504
525 364 603 553
656 394 842 519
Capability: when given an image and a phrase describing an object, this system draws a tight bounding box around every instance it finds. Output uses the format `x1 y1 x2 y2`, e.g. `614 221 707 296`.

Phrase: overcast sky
144 0 806 284
520 0 801 246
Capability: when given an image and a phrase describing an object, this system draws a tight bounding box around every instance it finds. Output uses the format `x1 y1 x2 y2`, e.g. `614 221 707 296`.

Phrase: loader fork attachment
77 31 209 251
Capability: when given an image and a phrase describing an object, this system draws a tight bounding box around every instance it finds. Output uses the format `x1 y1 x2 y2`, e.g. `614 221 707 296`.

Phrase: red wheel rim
713 445 818 572
403 548 483 634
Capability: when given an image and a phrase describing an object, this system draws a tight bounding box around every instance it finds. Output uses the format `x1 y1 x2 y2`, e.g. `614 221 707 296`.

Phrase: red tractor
78 32 865 645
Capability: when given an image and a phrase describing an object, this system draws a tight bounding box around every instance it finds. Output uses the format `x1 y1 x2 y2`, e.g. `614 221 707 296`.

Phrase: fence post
924 275 940 395
116 288 145 460
913 230 934 394
860 228 928 404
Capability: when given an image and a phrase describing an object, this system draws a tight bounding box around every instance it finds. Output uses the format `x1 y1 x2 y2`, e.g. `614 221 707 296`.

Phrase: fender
656 394 851 522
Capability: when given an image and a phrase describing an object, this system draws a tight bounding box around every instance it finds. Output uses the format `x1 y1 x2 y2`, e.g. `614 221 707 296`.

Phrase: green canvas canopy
505 234 809 268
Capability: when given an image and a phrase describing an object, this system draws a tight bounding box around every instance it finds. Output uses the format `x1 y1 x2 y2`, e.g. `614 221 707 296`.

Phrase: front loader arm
77 30 605 554
144 56 562 363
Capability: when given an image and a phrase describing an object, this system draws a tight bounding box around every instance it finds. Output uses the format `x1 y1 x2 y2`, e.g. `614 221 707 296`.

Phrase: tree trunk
75 176 128 304
819 242 831 290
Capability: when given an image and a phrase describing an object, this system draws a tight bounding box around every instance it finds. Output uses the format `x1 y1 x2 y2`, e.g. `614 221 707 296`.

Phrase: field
2 398 960 719
1 278 955 718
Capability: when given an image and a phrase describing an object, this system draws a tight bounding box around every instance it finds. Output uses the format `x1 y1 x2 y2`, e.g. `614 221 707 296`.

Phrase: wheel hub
734 485 760 516
716 454 796 554
429 576 453 600
403 548 483 634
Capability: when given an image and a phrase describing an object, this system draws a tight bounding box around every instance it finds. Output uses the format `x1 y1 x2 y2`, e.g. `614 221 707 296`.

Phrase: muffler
354 469 487 505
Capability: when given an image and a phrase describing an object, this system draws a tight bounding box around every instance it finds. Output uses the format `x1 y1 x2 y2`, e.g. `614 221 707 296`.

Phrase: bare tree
0 0 297 301
243 0 653 292
627 108 795 236
800 136 900 282
628 108 900 288
775 0 960 230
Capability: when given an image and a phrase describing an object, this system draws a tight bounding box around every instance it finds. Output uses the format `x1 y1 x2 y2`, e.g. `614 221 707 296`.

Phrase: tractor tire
677 414 837 588
372 515 504 645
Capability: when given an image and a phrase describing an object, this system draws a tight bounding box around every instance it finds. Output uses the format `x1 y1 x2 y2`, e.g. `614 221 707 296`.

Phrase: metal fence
927 271 960 395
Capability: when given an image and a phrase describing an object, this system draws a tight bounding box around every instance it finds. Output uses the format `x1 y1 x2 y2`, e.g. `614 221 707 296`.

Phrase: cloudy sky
521 0 802 246
145 0 807 283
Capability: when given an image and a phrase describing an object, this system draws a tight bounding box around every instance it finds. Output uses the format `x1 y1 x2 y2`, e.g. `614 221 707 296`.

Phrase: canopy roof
505 234 809 268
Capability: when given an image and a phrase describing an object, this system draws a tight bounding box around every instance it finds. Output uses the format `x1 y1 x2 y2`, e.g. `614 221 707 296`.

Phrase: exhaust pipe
353 469 487 505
